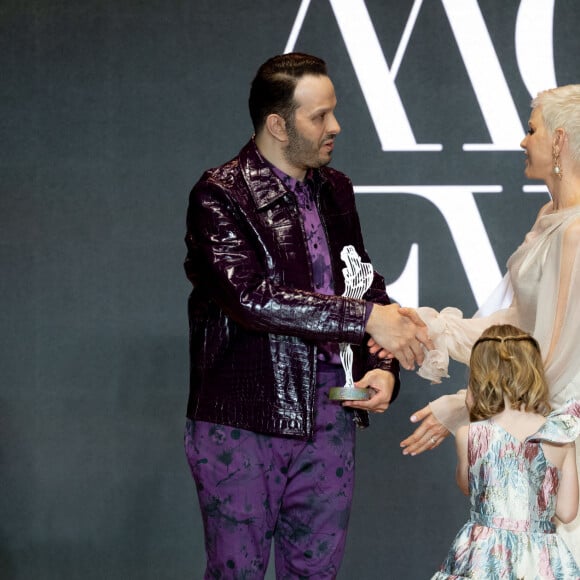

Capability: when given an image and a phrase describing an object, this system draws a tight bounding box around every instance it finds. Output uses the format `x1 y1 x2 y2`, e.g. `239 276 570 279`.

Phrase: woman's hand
400 405 450 456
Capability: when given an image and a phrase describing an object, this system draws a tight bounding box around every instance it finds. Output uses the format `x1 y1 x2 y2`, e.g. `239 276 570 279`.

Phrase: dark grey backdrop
2 1 579 578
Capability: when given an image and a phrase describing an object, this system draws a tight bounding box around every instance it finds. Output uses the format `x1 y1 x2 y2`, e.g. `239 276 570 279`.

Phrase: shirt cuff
364 302 373 327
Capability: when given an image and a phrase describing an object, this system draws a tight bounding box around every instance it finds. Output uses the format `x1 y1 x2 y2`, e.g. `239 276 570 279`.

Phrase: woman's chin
524 167 539 181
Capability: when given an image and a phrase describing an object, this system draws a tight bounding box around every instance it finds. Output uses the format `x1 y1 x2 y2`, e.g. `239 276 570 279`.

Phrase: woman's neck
548 169 580 210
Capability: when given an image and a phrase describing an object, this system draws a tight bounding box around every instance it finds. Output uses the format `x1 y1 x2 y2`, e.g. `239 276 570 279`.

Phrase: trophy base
328 386 370 401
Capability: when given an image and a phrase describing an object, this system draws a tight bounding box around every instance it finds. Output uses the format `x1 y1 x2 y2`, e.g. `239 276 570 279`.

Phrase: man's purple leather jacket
184 139 400 439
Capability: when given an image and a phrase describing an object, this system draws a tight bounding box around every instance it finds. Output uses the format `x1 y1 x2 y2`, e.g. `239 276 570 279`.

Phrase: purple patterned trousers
184 365 356 579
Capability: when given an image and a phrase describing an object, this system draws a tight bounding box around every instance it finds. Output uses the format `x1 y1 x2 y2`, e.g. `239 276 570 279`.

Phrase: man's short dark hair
249 53 328 133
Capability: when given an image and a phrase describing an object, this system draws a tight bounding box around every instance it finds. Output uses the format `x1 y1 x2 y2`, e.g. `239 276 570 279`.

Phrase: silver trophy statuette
329 246 374 401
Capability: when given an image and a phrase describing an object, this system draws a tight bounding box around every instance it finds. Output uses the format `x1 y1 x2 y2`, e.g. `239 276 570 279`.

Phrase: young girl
431 324 580 579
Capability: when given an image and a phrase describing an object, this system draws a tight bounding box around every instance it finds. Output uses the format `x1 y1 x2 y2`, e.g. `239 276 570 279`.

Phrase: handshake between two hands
331 246 445 449
365 303 433 371
345 303 451 455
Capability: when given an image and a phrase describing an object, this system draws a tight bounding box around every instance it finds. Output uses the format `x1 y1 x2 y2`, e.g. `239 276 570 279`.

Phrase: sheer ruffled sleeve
415 279 519 385
421 210 580 433
415 285 518 434
535 217 580 403
428 390 469 434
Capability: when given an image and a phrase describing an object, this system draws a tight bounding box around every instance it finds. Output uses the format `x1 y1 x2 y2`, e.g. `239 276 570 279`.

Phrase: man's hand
365 304 433 370
340 369 395 413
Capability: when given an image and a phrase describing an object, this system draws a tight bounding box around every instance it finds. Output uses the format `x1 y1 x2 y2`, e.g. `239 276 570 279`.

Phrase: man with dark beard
183 52 429 579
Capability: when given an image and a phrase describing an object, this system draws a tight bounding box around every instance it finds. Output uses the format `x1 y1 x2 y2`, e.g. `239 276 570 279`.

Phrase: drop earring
552 147 563 180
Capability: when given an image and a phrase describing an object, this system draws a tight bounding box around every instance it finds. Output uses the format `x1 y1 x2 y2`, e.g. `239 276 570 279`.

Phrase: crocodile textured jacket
184 139 399 438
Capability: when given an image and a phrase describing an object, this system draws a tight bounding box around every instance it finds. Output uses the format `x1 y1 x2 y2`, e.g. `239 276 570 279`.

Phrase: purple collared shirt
271 166 371 365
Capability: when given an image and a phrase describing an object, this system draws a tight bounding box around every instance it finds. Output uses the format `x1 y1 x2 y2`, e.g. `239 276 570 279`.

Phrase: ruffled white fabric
417 307 468 384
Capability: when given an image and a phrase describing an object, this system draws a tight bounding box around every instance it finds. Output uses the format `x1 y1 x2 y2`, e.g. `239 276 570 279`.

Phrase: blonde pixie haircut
468 324 551 422
532 84 580 163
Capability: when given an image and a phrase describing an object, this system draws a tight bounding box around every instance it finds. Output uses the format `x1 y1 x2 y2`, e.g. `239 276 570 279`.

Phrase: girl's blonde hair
468 324 551 421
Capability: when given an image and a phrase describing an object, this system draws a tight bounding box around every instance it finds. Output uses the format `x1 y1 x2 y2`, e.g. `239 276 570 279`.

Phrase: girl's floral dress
432 400 580 579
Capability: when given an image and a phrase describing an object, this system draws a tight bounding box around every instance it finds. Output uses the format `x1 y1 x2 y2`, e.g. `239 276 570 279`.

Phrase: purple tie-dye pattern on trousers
184 366 355 579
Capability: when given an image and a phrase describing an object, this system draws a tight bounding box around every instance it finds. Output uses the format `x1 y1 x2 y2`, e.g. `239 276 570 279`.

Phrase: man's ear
265 113 288 142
